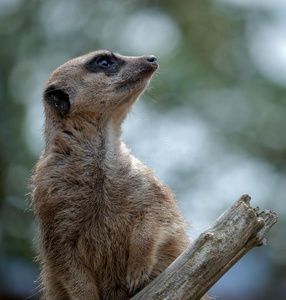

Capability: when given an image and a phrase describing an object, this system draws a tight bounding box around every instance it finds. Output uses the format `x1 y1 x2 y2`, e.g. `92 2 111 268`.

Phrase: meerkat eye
97 58 112 68
97 57 112 68
85 53 119 73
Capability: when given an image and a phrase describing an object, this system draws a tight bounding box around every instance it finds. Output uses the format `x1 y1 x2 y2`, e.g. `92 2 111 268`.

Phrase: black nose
145 55 157 65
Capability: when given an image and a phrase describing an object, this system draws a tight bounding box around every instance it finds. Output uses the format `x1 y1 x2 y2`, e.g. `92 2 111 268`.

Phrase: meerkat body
32 50 190 300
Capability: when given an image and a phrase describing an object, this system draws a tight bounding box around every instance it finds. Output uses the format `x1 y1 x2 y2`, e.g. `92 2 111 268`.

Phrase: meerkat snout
145 55 157 64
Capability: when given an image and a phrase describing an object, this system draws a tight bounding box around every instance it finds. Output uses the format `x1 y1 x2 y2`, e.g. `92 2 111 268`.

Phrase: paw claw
126 282 130 296
126 277 146 298
126 266 151 298
126 283 137 298
138 279 143 291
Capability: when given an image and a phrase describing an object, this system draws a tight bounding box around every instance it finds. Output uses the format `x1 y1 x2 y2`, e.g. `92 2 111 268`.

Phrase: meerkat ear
44 85 70 115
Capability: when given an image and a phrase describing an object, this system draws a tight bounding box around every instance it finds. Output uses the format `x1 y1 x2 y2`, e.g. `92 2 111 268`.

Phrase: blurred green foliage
0 0 285 299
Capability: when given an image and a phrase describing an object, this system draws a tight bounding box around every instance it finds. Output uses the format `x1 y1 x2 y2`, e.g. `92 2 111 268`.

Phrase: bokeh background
0 0 285 299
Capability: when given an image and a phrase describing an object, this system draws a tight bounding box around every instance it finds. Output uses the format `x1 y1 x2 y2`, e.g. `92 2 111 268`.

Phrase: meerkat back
32 50 191 300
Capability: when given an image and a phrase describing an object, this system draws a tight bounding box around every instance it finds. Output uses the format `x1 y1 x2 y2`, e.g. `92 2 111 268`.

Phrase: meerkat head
43 50 158 126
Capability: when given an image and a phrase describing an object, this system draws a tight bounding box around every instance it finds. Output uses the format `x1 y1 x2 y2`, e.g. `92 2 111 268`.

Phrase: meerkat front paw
126 265 151 298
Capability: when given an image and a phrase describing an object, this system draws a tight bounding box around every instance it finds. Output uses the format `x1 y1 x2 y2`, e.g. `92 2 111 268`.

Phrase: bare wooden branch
131 194 278 300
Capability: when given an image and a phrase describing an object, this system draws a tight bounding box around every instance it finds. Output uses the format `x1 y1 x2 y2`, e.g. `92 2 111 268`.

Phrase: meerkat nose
145 55 158 65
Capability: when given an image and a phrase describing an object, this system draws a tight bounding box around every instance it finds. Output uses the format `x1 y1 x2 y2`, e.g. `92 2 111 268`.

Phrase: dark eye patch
85 53 125 74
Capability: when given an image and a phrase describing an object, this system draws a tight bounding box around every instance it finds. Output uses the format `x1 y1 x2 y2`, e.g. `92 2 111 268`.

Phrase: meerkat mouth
114 66 157 91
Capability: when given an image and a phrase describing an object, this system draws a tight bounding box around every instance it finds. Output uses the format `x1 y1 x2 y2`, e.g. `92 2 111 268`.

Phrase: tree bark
131 194 278 300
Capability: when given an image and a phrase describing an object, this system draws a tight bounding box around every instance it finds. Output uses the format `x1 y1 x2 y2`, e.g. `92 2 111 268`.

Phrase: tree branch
131 194 278 300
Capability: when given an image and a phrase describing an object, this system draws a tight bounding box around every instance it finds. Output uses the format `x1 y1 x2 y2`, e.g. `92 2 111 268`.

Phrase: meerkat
32 50 191 300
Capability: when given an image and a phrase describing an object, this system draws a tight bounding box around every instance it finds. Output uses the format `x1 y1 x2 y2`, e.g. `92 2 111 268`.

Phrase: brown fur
32 50 190 300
